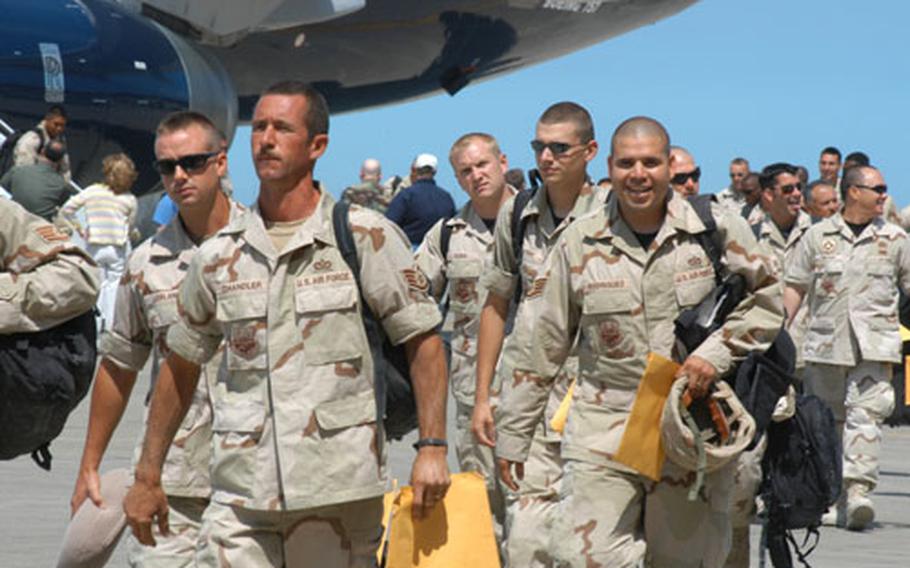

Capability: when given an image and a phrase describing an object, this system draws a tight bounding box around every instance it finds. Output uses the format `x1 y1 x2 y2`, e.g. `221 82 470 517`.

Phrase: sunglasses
855 183 888 195
154 151 220 176
670 167 701 185
776 182 803 194
530 140 581 157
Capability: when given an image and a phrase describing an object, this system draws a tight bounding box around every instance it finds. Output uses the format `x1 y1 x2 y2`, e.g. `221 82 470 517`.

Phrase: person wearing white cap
386 152 456 247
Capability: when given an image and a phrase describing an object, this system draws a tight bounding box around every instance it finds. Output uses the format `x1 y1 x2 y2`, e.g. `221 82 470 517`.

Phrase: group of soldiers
14 79 895 568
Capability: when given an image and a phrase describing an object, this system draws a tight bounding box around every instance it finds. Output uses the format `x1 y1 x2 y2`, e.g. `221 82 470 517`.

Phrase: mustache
256 150 280 160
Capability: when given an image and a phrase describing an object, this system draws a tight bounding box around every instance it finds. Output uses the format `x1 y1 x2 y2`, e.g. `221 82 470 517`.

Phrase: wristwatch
412 438 448 451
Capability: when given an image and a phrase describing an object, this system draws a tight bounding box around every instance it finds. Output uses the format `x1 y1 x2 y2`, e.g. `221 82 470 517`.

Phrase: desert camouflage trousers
454 401 506 538
195 497 383 567
126 496 208 567
503 427 563 568
803 360 896 489
551 457 735 568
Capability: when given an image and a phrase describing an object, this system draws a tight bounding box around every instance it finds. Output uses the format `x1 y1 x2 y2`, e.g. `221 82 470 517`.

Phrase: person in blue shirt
386 153 456 247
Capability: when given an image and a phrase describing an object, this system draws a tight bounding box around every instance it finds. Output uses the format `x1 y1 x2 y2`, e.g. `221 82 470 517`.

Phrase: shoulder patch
401 267 429 292
34 225 69 243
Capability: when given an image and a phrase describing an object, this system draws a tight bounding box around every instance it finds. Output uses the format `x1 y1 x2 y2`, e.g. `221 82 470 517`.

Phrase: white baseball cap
413 153 438 171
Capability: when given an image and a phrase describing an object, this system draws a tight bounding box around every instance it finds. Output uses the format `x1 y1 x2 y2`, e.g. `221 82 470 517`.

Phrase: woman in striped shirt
59 153 138 332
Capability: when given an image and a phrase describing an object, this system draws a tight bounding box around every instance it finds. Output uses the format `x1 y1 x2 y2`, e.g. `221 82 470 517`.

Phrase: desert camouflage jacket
496 191 783 465
101 199 244 498
786 213 910 366
0 199 97 333
166 190 441 510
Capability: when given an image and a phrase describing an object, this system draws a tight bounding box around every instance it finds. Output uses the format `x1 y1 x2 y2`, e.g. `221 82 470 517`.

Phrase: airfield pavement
1 364 909 566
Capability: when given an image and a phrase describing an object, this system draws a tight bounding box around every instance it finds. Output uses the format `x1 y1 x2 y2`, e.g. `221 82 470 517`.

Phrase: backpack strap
439 217 453 262
34 128 46 155
686 194 725 286
504 189 536 334
751 222 763 240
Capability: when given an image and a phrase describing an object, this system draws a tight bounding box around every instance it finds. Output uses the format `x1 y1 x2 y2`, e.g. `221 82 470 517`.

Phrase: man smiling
496 116 781 567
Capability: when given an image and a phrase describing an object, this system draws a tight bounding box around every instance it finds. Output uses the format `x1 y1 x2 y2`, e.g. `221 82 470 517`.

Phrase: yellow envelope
900 325 910 342
549 379 577 434
905 355 910 406
614 352 680 481
385 471 500 568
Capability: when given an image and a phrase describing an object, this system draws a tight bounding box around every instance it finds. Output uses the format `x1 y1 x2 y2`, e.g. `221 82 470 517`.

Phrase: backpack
761 395 842 568
332 201 417 440
0 127 44 178
676 194 795 445
681 196 839 567
0 309 96 470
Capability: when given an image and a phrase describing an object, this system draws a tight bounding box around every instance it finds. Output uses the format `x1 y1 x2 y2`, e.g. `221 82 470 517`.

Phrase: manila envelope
613 352 680 481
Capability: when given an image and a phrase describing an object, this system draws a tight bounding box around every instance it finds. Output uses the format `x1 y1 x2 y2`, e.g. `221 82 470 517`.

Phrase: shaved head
360 158 381 182
670 146 695 167
610 116 670 156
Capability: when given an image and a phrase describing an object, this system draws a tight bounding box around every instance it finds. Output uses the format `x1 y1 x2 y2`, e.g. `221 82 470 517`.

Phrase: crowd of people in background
1 92 908 568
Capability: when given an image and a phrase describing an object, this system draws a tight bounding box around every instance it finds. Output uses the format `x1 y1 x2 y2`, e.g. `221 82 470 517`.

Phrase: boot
845 482 875 531
821 491 845 528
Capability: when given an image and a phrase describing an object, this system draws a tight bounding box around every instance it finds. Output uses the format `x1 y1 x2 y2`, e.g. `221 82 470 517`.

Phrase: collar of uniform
759 210 811 246
223 183 334 259
827 211 886 242
523 182 601 229
149 198 245 260
583 191 706 256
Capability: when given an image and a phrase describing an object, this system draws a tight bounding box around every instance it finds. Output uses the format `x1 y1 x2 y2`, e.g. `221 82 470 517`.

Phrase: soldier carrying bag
333 201 418 440
678 195 840 568
676 195 795 445
0 309 96 470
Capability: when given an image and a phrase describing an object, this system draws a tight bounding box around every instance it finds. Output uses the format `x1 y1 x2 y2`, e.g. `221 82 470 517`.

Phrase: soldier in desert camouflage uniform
784 165 910 531
497 117 782 568
123 82 449 568
716 157 750 216
0 199 98 332
341 158 391 213
473 102 606 567
415 132 515 539
727 163 812 567
71 111 239 566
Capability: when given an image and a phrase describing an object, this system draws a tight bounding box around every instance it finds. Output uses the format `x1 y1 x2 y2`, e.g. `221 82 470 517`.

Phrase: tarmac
2 365 909 567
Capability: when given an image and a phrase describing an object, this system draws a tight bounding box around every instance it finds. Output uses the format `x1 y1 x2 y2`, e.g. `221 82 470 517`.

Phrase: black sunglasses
670 167 701 185
530 140 581 157
154 151 220 176
776 182 803 194
855 183 888 195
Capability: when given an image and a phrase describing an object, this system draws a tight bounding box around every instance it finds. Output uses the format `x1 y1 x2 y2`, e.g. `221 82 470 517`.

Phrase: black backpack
332 201 417 440
677 194 796 445
0 309 96 470
761 394 842 568
0 128 44 178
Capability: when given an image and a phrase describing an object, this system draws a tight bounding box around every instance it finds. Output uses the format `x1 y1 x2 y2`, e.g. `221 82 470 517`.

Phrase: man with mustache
123 81 449 567
784 165 909 532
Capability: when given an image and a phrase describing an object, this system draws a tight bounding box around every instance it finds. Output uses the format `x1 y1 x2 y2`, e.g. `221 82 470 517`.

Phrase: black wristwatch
412 438 448 451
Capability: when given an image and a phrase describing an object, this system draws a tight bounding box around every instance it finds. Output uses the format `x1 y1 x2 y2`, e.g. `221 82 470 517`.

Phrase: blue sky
226 0 910 210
